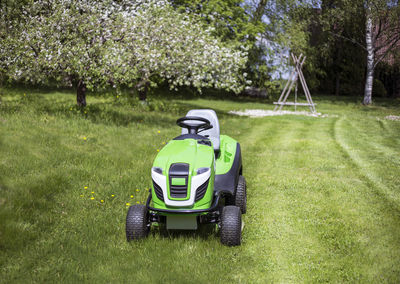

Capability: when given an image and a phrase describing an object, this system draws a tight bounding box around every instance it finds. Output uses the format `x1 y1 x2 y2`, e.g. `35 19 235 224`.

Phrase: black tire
226 176 247 214
220 206 241 246
235 176 247 214
126 205 149 241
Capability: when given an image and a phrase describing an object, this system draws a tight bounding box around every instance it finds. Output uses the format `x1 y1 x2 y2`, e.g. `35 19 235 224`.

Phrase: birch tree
363 0 400 104
321 0 400 105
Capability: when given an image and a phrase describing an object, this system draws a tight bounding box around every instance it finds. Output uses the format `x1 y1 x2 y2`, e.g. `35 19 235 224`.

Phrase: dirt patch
385 115 400 121
228 109 335 118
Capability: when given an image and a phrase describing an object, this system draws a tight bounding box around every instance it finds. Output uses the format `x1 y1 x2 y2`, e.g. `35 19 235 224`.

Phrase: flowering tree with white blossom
1 0 249 106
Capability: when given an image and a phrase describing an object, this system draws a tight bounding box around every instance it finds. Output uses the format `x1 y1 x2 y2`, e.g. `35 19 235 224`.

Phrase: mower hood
151 138 215 207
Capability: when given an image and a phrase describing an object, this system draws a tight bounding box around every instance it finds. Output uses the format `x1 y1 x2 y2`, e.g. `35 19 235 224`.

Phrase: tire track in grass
334 116 400 210
349 117 400 173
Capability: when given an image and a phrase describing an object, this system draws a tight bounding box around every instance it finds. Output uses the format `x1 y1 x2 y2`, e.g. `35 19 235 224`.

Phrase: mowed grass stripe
240 115 400 282
333 116 400 281
239 117 329 282
268 118 335 282
335 116 400 207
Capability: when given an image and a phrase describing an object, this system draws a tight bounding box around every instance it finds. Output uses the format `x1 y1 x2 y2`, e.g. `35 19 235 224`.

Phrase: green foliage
1 0 249 95
373 78 387 97
298 0 367 95
119 3 249 93
375 57 400 98
2 0 121 90
311 0 400 99
171 0 263 43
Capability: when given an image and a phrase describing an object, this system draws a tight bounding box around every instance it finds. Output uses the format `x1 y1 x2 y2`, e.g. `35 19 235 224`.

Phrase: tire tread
235 176 247 214
220 205 241 246
126 204 149 241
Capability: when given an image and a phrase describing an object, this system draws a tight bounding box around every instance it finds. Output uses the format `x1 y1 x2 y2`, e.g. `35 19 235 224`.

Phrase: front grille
152 180 164 201
195 178 209 201
169 163 189 199
170 185 188 198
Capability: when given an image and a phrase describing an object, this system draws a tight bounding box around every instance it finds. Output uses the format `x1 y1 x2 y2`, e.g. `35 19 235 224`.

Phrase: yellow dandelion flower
157 130 160 133
130 195 134 198
80 194 84 197
90 197 95 200
101 200 104 203
84 186 88 189
162 142 165 145
157 149 160 152
91 191 94 194
126 202 131 206
136 201 140 204
83 137 87 140
111 194 115 197
136 189 139 192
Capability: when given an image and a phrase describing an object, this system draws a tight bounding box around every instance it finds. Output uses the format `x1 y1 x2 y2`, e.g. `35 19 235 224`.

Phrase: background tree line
1 0 399 106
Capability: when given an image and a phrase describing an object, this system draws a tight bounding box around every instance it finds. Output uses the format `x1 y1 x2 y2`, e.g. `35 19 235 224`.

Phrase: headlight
196 167 210 175
152 167 163 175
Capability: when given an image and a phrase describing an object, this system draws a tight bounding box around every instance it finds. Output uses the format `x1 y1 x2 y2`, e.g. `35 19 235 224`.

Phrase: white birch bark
363 6 374 105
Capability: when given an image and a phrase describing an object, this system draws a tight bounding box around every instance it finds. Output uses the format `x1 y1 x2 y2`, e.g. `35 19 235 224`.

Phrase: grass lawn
1 89 400 282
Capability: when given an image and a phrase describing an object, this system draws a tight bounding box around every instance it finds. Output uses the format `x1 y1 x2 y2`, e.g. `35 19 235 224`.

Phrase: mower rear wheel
235 175 247 214
220 206 241 246
126 205 150 241
226 175 247 214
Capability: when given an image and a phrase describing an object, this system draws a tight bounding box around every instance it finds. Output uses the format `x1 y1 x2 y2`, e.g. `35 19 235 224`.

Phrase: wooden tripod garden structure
274 53 316 113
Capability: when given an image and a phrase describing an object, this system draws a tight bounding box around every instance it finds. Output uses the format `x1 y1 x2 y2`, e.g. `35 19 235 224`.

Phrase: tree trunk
363 9 374 105
77 80 87 107
136 80 149 101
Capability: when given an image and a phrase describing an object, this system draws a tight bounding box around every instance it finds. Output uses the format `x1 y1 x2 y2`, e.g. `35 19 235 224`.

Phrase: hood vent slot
195 178 209 201
152 180 164 201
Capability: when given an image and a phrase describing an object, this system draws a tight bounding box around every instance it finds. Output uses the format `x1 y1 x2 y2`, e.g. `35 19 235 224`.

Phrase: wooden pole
274 66 297 111
295 78 298 112
277 54 305 111
291 53 316 113
273 53 316 113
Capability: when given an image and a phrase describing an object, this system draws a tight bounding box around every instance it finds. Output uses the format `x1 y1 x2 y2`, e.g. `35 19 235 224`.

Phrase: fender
214 143 242 195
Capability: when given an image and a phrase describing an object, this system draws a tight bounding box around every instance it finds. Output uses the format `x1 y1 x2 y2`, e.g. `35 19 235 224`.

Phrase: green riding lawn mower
125 109 247 246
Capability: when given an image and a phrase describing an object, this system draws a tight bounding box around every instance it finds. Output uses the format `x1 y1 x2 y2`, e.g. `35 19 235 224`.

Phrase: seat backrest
181 109 220 151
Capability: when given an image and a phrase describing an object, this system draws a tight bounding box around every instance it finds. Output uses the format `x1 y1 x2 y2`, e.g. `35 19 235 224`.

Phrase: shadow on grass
151 223 218 241
155 88 274 105
4 87 397 129
315 94 400 109
0 92 236 128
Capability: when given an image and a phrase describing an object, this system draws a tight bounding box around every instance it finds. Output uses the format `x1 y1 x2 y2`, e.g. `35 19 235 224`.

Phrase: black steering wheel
176 116 213 134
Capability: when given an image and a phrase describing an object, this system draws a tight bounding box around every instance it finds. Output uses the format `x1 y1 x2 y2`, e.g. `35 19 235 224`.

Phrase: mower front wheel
126 204 150 241
220 206 242 246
